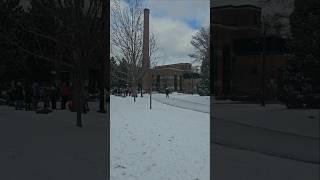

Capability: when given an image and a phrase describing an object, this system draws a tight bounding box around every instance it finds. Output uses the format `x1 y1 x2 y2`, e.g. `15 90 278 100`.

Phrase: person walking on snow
50 84 58 109
165 88 170 98
132 88 137 102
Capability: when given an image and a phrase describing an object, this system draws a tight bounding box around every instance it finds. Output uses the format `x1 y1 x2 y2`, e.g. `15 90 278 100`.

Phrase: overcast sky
111 0 210 66
146 0 209 66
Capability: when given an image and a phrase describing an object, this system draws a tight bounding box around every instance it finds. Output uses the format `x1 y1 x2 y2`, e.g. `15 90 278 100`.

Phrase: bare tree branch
111 0 159 87
189 27 210 63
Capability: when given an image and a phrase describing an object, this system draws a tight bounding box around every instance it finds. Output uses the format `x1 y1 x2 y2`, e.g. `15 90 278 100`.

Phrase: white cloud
150 16 197 65
147 0 209 65
111 0 210 66
147 0 210 28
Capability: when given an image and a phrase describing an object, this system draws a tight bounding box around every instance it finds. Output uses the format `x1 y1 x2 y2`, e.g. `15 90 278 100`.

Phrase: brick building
212 5 289 100
151 63 200 94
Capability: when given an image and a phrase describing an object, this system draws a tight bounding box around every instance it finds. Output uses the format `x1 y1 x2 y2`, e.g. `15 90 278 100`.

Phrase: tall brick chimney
142 8 150 93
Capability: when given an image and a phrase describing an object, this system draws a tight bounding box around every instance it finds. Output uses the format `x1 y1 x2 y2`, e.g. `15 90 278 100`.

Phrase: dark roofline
156 63 191 66
155 63 191 68
211 4 261 10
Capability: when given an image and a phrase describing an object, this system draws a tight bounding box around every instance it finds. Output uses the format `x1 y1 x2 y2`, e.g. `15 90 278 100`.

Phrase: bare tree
189 26 210 95
111 0 159 92
0 0 107 126
260 0 293 37
189 26 210 63
259 0 291 106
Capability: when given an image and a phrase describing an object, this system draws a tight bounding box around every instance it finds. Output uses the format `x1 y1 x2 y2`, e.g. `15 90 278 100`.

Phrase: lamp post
149 65 153 109
98 0 107 113
190 65 199 95
191 72 194 95
150 77 152 109
261 30 266 107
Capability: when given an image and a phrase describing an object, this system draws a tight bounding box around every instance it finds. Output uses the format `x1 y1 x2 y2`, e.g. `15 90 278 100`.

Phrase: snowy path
110 95 210 180
152 93 210 113
0 103 107 180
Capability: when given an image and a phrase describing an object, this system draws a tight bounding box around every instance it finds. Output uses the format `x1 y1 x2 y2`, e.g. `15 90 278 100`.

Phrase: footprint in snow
114 165 126 169
168 136 175 142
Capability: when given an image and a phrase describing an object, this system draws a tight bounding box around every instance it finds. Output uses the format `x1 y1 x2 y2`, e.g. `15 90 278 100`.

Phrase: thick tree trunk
72 70 83 127
73 0 83 126
98 0 108 113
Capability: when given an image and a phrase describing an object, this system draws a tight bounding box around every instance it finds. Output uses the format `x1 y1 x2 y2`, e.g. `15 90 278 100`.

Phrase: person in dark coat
24 84 32 111
132 88 137 102
165 88 170 98
32 82 40 110
42 86 50 110
50 84 58 109
128 88 132 97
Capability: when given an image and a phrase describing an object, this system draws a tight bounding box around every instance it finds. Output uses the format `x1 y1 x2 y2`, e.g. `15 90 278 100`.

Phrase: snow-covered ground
0 103 107 180
152 93 210 113
2 93 318 179
167 92 210 105
110 95 210 180
152 93 319 179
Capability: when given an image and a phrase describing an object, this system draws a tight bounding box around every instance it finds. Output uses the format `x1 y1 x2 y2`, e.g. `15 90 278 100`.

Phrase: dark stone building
212 5 289 100
152 63 200 94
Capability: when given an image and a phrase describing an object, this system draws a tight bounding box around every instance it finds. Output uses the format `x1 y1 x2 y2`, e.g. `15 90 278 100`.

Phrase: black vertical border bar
209 1 214 180
106 0 111 179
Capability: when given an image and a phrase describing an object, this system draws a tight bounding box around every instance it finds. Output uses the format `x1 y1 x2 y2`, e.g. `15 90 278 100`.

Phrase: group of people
111 87 172 101
113 87 138 97
0 81 89 113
